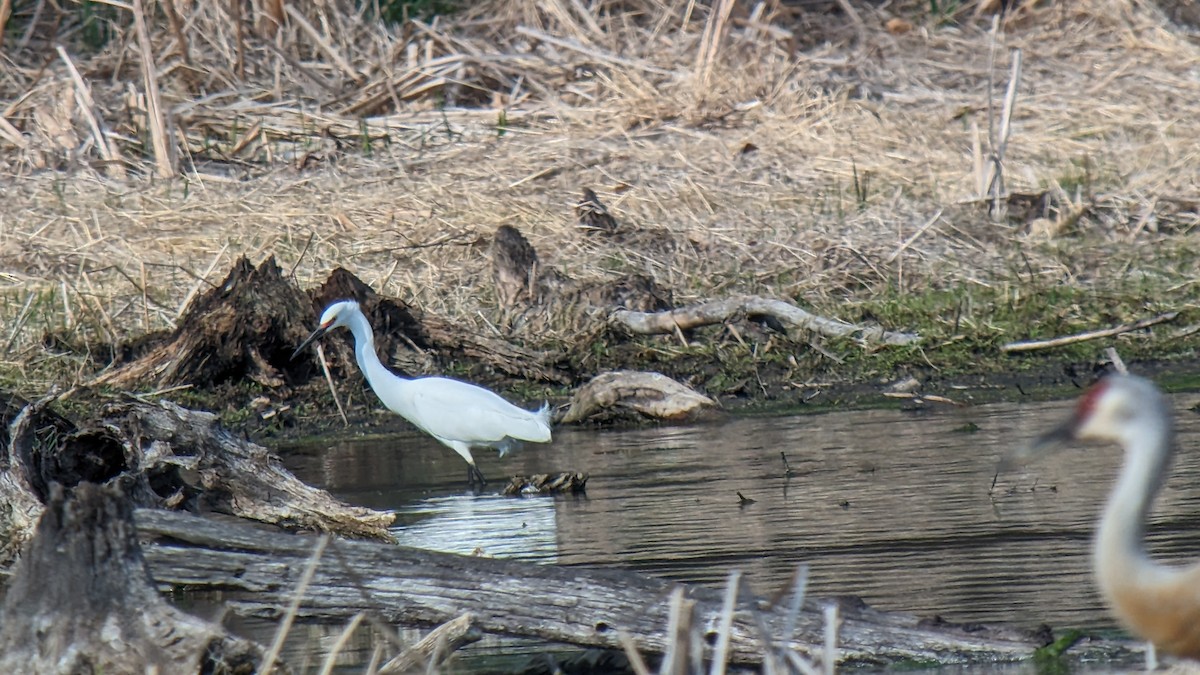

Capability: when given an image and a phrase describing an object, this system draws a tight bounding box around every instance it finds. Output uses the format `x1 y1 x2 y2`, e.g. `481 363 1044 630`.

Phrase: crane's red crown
1074 378 1112 425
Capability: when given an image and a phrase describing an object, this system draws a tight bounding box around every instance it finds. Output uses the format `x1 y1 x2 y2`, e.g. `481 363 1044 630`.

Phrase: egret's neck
344 311 408 390
1095 415 1173 580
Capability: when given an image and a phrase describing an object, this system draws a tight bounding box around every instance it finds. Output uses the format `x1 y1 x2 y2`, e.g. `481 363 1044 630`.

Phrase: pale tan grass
0 0 1198 390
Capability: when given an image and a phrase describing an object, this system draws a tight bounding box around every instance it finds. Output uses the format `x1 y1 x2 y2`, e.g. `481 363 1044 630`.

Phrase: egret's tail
507 402 552 445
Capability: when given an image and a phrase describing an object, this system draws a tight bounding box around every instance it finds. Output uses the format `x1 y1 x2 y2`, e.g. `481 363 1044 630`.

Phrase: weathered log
0 393 394 571
91 255 314 389
135 508 1060 667
0 394 63 568
561 370 717 424
0 484 268 674
104 398 395 539
612 295 920 345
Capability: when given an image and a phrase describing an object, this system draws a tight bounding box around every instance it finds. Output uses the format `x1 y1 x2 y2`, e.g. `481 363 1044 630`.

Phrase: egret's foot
466 464 488 489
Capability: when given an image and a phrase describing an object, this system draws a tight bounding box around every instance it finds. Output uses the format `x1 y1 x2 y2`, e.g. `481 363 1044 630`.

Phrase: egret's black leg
466 464 488 489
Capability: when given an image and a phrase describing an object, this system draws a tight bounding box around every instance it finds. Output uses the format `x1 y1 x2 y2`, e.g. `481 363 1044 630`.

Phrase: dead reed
2 0 1199 393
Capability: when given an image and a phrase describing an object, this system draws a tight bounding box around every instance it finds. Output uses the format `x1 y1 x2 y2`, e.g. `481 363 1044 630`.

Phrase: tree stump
575 187 620 235
492 224 539 308
0 482 268 674
90 255 314 389
303 267 571 384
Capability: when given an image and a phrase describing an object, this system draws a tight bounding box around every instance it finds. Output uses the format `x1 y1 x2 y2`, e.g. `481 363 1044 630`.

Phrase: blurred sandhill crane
1023 374 1200 659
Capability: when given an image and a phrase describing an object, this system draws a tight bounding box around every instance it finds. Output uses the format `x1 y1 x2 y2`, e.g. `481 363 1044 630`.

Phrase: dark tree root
0 482 269 674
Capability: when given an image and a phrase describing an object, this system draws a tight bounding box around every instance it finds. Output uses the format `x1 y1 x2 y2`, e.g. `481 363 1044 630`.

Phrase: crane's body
1027 374 1200 659
294 300 552 486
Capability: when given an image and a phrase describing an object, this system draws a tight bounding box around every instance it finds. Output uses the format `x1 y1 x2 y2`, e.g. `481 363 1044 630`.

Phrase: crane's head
1020 374 1168 458
291 300 361 360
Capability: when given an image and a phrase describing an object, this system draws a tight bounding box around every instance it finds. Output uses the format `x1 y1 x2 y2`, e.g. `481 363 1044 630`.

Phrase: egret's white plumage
1026 374 1200 659
294 300 552 486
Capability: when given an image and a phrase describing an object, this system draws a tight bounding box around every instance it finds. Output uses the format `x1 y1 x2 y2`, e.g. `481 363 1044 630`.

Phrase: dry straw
0 0 1198 391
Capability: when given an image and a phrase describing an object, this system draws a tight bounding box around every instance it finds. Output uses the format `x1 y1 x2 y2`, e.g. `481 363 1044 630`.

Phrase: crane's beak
1001 419 1079 470
291 322 331 360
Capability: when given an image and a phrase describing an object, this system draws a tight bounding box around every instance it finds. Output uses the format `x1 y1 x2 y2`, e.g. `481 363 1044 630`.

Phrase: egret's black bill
291 324 330 360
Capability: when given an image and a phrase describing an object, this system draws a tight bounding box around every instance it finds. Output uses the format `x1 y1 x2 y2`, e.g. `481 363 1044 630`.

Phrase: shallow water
261 389 1200 670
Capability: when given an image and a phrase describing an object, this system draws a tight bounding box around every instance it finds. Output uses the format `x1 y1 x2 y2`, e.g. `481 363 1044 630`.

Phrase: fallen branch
612 296 919 345
1000 312 1179 353
136 508 1055 667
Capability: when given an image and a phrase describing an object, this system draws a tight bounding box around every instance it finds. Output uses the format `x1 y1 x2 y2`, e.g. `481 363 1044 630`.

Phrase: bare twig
261 535 330 675
132 0 176 178
885 209 944 263
55 45 127 178
378 613 482 674
317 344 349 427
1001 312 1179 353
317 613 365 675
515 25 676 77
1104 347 1129 375
708 571 741 675
284 4 362 84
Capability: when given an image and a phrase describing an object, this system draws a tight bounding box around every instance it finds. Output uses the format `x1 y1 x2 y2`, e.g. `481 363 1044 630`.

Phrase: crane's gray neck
1095 411 1173 581
343 310 407 388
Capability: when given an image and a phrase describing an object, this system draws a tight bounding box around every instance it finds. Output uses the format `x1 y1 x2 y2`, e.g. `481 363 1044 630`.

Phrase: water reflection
394 493 560 562
280 390 1200 636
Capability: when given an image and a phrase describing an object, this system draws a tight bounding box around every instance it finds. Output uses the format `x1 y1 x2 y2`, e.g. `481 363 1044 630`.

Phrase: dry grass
1 0 1199 392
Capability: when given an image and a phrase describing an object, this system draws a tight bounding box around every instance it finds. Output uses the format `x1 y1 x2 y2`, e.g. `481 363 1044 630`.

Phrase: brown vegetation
1 0 1199 410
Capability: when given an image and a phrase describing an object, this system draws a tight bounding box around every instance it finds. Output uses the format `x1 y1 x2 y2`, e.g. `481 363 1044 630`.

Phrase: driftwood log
135 508 1063 667
0 393 394 571
612 296 920 345
0 483 266 674
561 370 717 423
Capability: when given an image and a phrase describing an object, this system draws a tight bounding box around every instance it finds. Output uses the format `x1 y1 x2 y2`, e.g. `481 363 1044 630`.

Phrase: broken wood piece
90 255 314 389
0 391 394 572
106 398 396 539
576 187 620 235
1000 312 1179 353
135 508 1059 666
0 483 266 673
492 225 539 308
502 472 589 496
561 371 716 424
378 612 483 674
612 295 919 345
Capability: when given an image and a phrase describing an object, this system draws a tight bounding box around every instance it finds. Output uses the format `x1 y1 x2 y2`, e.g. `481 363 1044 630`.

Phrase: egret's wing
405 377 551 445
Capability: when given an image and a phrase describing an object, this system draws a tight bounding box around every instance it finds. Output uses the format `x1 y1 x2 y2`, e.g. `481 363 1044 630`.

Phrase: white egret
1023 374 1200 658
292 300 552 487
